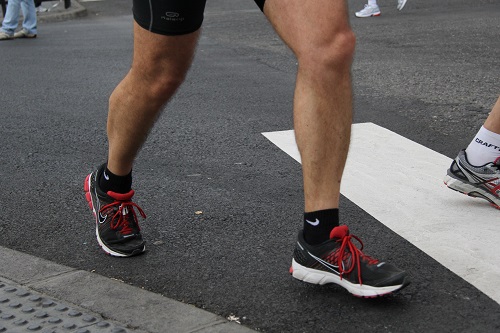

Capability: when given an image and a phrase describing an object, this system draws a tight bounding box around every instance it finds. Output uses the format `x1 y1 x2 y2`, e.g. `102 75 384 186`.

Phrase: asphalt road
1 0 499 332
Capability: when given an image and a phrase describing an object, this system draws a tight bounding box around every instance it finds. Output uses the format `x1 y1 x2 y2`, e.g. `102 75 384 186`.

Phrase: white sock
465 126 500 166
368 0 378 6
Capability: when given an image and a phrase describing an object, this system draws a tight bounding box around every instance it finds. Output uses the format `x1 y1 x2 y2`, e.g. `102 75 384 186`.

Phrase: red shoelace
330 226 379 285
100 191 146 235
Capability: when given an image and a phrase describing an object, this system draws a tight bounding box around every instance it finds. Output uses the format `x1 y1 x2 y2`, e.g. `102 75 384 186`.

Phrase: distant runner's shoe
84 165 146 257
13 29 37 38
397 0 408 10
0 31 14 40
290 225 410 298
444 149 500 210
355 4 381 18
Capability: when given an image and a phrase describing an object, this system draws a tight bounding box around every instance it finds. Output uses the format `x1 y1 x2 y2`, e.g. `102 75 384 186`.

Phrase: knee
297 29 356 74
151 74 186 103
130 66 188 105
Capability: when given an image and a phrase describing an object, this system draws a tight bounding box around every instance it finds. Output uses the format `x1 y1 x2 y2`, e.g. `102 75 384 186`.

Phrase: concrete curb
36 0 88 23
0 246 257 333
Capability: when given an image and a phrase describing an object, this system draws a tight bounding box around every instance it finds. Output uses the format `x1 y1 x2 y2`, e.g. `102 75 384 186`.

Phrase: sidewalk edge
37 0 88 23
0 246 256 333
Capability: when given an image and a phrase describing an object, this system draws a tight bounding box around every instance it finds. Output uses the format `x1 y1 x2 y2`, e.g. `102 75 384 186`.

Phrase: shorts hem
133 16 203 36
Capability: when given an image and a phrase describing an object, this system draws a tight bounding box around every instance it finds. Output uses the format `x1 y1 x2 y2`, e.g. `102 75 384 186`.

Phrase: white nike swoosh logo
309 252 341 274
103 171 110 181
98 212 107 224
306 218 320 226
94 182 107 224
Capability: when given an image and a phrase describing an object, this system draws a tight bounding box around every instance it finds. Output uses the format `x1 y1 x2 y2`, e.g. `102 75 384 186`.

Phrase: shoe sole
355 12 381 17
84 173 146 257
290 259 409 298
398 0 408 10
444 174 500 210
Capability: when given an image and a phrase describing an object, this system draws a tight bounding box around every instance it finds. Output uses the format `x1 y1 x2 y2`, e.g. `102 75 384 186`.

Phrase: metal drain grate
0 279 133 333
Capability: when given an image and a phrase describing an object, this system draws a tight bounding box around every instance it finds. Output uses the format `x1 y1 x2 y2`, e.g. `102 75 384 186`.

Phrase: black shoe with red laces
84 165 146 257
290 225 409 298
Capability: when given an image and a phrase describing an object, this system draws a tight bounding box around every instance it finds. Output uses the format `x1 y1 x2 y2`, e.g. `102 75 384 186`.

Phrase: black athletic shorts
133 0 266 36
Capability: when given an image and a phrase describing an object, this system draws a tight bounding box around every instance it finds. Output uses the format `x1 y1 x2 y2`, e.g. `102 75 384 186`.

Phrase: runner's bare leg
264 0 355 212
484 96 500 133
106 22 201 176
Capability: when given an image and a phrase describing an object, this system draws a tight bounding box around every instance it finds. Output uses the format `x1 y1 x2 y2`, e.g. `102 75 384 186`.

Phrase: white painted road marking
263 122 500 304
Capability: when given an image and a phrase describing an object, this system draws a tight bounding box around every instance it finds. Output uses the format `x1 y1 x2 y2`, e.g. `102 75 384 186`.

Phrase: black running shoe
444 149 500 210
84 165 146 257
290 225 409 298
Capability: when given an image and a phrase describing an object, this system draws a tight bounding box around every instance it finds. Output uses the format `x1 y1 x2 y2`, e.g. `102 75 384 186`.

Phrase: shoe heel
84 174 95 212
84 174 91 192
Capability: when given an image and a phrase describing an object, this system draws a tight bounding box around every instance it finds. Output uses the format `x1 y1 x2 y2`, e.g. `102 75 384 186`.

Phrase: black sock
303 208 339 245
98 164 132 194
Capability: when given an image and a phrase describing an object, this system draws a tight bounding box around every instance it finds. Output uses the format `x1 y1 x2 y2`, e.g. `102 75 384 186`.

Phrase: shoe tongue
107 190 135 201
329 225 349 239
